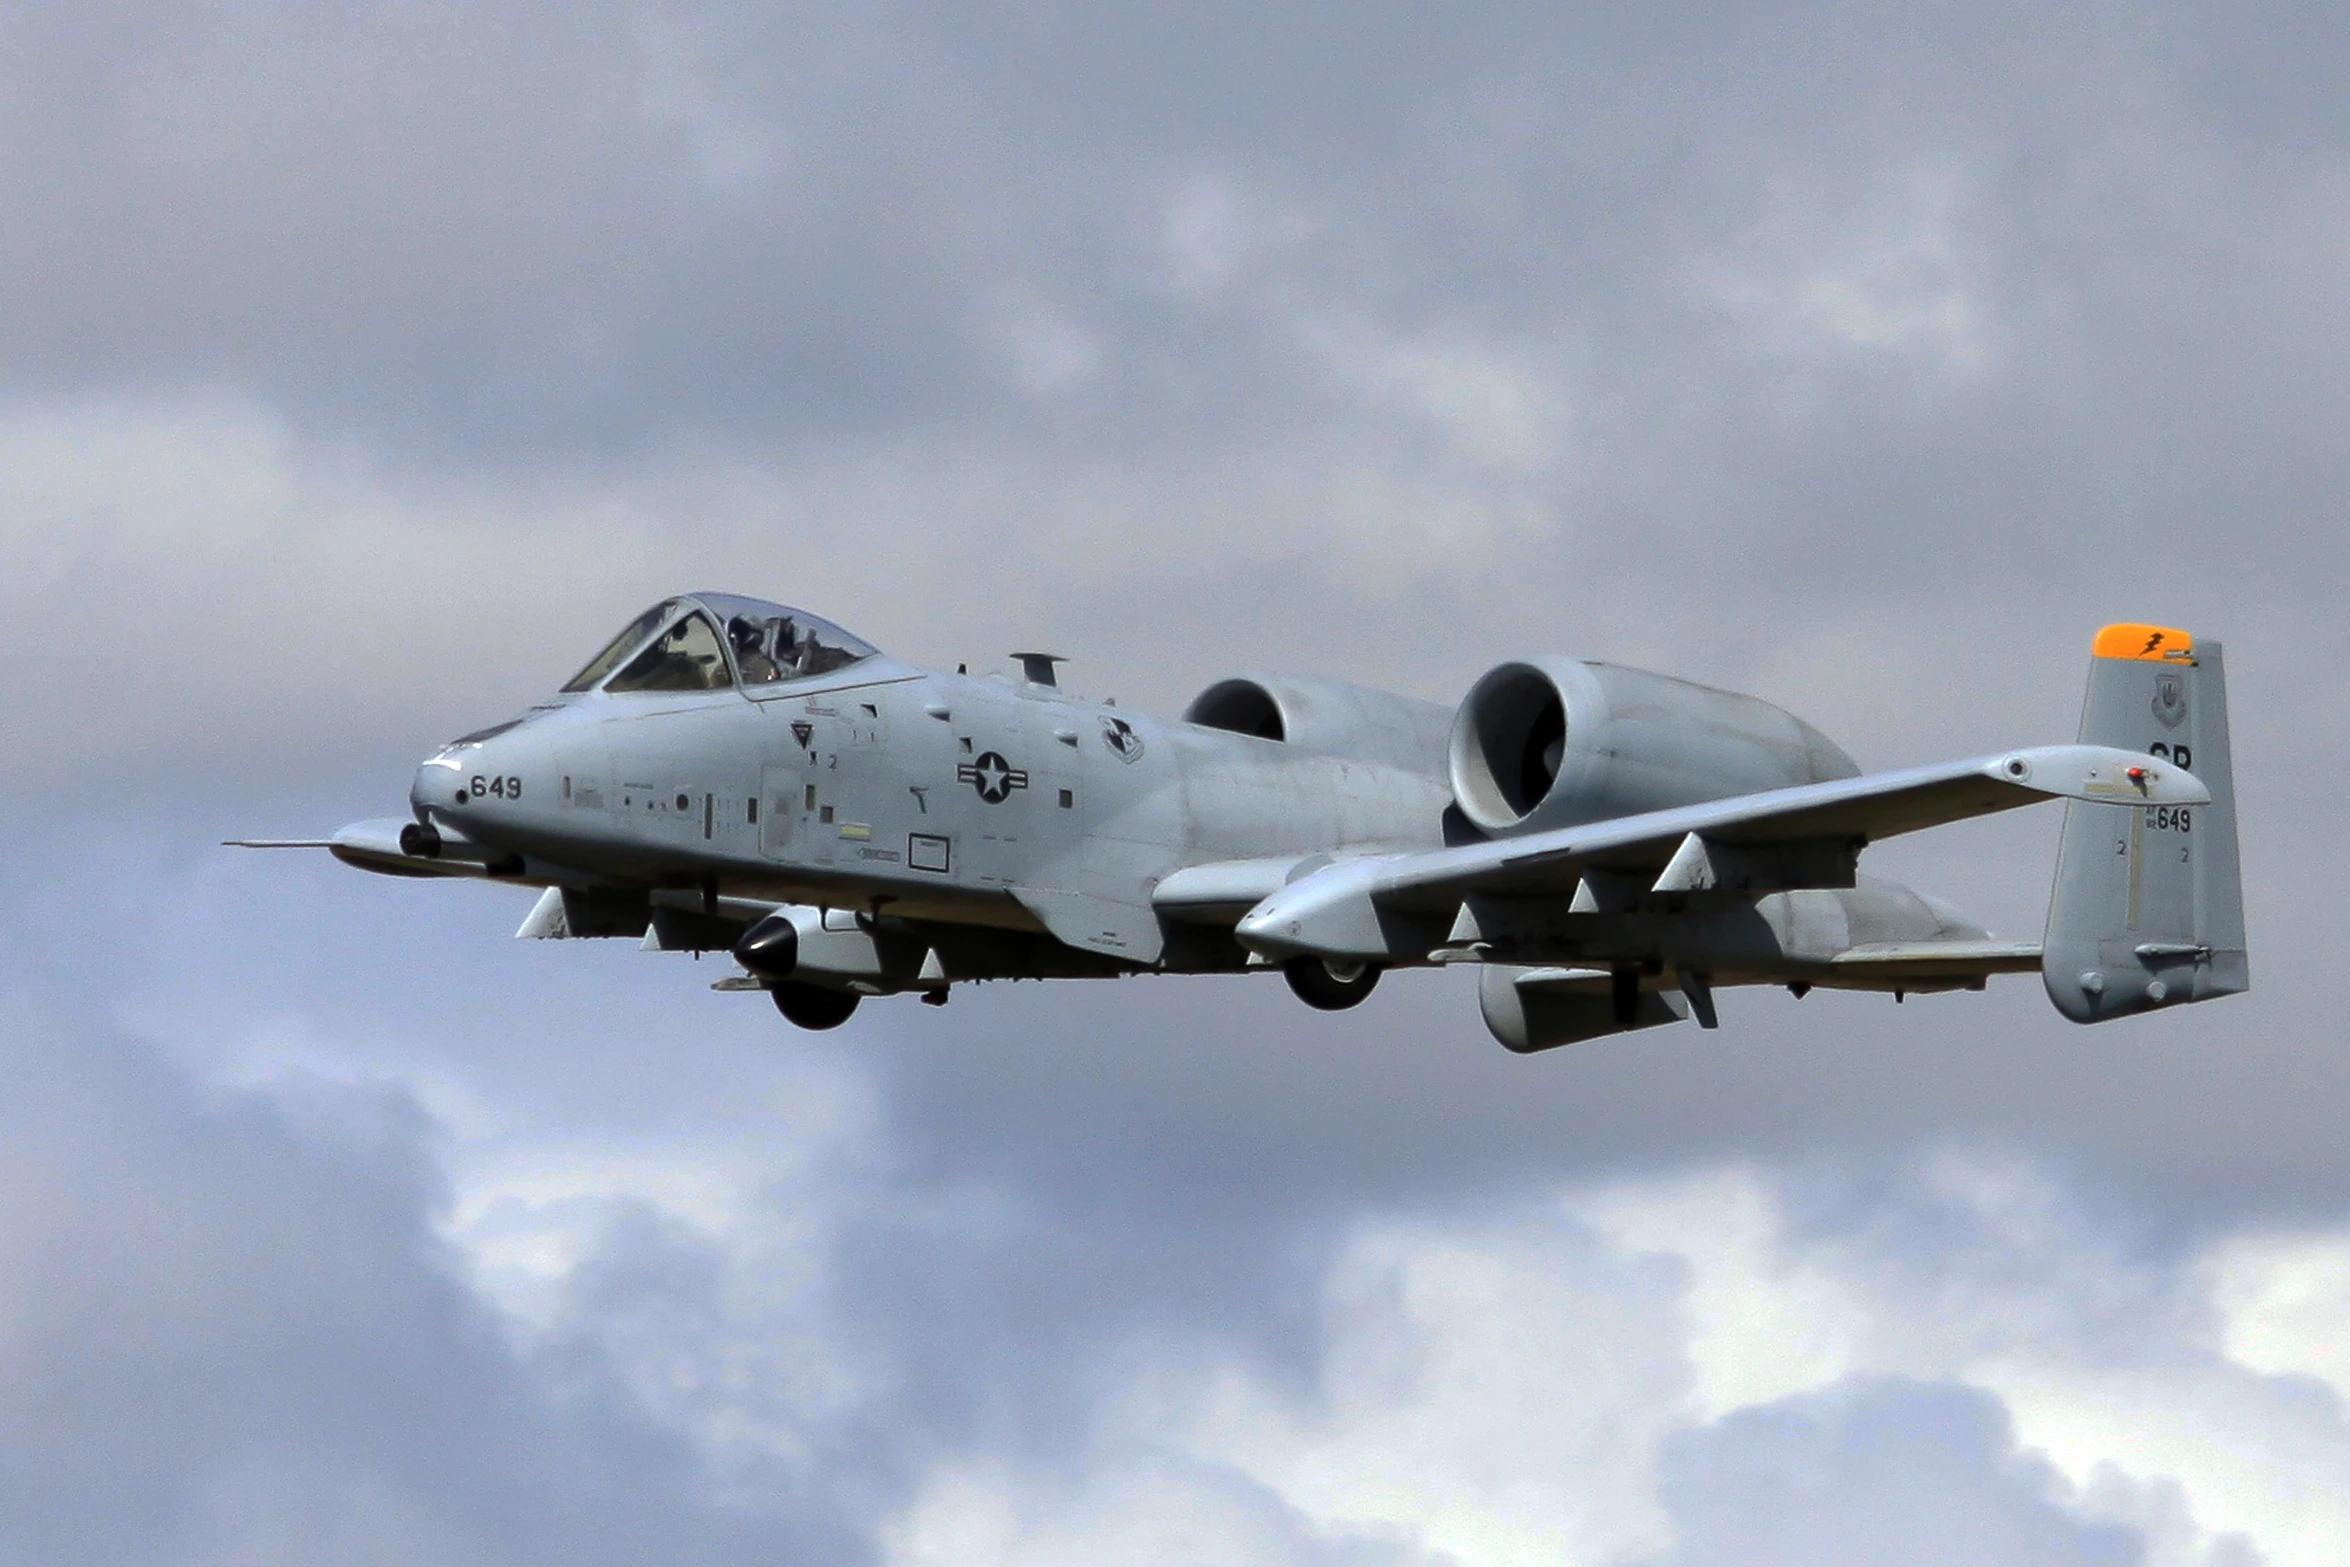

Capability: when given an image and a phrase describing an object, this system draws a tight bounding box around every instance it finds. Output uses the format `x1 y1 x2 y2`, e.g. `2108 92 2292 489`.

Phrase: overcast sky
4 3 2346 1563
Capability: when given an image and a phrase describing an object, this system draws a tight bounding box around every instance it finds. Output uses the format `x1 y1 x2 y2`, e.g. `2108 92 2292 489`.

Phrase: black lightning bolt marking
2140 630 2166 655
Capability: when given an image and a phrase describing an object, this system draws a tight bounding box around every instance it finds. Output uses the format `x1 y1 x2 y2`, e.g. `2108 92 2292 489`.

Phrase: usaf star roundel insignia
1100 715 1145 763
956 750 1029 803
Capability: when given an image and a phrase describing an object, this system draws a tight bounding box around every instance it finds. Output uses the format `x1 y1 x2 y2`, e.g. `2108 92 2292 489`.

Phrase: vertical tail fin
2043 625 2249 1022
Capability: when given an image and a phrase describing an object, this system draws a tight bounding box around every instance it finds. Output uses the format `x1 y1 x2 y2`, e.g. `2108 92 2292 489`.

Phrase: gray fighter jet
235 602 2245 1049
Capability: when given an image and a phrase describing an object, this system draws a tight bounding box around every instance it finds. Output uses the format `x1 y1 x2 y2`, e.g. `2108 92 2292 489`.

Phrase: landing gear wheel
771 981 860 1030
1283 956 1382 1011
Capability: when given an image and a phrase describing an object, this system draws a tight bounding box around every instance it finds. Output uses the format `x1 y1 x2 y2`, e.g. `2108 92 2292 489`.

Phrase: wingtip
1995 745 2209 806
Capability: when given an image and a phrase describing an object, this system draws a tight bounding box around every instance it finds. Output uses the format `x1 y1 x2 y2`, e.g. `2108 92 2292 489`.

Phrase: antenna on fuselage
1011 652 1067 687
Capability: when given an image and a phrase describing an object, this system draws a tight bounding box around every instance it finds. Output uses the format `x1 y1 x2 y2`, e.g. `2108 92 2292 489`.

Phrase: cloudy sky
4 2 2347 1562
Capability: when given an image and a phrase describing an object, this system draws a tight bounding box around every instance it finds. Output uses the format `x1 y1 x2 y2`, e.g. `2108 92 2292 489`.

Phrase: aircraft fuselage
413 652 1453 976
255 595 2239 1045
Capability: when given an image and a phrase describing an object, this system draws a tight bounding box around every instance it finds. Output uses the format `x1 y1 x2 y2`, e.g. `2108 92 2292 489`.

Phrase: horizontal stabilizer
1829 939 2043 985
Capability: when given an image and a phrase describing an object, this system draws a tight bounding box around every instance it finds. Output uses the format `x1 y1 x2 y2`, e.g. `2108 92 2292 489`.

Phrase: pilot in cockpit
773 618 808 678
728 615 784 683
704 602 874 686
783 620 857 678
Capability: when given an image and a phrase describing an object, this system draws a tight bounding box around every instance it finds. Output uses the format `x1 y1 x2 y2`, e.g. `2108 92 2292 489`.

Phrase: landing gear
771 981 860 1030
1284 956 1382 1011
1611 966 1640 1025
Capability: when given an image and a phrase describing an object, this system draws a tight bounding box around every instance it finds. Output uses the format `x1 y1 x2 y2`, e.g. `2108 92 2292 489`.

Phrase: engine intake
1450 657 1858 836
1184 675 1452 774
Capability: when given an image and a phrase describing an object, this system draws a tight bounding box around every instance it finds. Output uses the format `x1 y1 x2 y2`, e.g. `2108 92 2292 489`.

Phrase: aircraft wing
1372 744 2201 908
1236 745 2205 959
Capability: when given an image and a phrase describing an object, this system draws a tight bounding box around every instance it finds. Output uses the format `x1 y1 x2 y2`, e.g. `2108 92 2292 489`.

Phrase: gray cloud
0 1001 865 1566
8 826 2339 1560
11 0 2350 547
5 0 2345 785
1650 1378 2145 1567
9 0 2350 1560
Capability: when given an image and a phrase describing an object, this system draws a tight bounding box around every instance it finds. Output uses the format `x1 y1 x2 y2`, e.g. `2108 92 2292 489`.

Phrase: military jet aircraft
234 600 2245 1050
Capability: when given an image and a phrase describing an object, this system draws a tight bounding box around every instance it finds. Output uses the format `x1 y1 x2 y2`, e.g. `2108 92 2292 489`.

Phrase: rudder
2043 624 2249 1022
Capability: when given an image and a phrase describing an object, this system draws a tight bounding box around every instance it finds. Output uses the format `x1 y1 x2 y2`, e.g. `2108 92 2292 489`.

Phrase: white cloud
1703 169 1992 377
884 1456 1444 1567
1583 1167 1868 1419
981 287 1106 395
857 1157 2321 1567
633 9 789 193
1302 324 1570 475
2206 1230 2350 1397
1158 1207 1692 1566
1157 175 1317 302
8 935 2339 1567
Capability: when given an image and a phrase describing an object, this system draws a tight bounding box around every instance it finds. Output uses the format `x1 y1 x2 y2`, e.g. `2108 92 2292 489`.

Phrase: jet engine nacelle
1185 675 1452 774
1448 657 1859 837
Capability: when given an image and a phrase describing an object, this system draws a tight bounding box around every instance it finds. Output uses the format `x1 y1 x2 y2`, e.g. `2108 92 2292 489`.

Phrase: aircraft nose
411 752 471 821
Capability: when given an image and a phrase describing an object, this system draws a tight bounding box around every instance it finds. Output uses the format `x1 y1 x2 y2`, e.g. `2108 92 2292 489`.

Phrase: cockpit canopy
561 594 880 695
